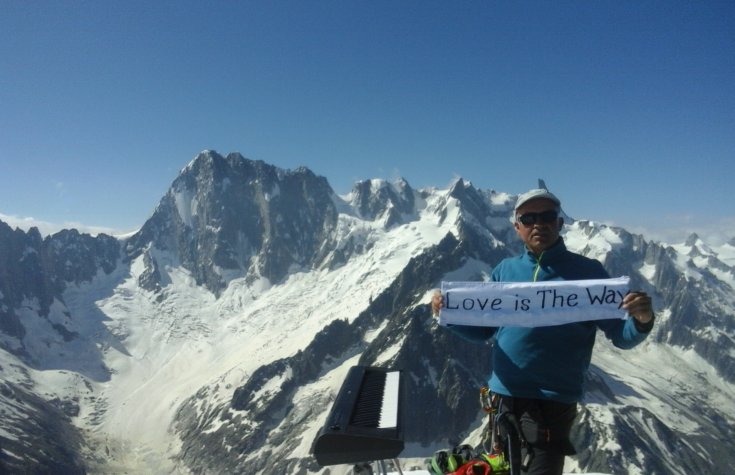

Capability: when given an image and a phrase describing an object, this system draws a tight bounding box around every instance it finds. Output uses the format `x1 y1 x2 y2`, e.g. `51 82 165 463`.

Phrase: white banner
438 277 630 328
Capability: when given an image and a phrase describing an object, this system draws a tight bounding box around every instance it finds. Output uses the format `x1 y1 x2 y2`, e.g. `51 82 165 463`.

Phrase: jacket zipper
533 251 545 282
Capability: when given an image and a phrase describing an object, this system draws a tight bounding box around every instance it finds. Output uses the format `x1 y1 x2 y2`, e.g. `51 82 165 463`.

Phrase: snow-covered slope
0 151 733 474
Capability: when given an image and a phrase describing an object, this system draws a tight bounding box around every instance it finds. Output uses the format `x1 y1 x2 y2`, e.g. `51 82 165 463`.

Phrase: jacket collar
524 237 566 263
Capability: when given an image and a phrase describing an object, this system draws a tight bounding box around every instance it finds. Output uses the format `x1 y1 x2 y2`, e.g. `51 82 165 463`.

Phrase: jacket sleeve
596 316 651 349
591 261 651 348
444 323 497 343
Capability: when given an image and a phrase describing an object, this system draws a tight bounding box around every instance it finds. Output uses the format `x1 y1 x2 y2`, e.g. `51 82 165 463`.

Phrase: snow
488 190 513 206
668 240 735 290
1 187 460 472
715 242 735 266
1 182 733 474
264 182 280 201
220 176 231 192
564 221 623 264
592 335 735 435
638 262 656 282
172 184 197 227
20 246 38 260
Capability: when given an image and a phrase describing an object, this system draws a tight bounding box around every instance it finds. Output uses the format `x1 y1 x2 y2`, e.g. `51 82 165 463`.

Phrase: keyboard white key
378 370 400 428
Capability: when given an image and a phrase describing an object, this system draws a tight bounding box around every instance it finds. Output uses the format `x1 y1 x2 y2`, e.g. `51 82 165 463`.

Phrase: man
431 188 654 475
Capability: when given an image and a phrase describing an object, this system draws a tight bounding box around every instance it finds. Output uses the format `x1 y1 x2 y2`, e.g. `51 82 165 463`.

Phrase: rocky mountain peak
349 177 417 227
685 232 700 247
125 152 338 295
1 158 734 474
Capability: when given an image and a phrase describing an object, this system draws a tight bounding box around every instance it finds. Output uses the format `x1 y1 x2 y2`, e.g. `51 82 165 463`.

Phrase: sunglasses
517 210 559 226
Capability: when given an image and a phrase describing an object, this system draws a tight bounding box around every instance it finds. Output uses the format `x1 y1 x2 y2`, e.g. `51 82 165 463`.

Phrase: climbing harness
480 387 534 475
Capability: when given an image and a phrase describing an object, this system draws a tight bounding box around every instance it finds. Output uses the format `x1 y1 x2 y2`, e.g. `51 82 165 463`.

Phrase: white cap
514 188 561 211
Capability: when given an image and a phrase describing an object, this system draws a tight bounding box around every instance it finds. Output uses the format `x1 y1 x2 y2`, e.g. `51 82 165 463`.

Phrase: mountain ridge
0 150 733 474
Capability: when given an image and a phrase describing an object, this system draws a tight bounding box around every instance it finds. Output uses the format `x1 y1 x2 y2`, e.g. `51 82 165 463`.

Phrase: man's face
514 198 562 255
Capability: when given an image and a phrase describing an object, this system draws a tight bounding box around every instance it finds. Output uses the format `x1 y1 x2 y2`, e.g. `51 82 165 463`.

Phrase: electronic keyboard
311 365 404 466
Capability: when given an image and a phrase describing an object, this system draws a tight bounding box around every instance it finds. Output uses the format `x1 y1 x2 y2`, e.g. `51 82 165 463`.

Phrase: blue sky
1 1 733 244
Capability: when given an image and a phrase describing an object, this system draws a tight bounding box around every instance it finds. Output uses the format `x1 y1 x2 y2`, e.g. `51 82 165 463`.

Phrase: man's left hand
622 291 654 324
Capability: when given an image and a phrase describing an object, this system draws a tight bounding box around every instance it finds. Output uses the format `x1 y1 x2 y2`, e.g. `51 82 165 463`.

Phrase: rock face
349 178 417 227
0 221 119 353
0 152 733 474
124 151 340 296
0 222 119 473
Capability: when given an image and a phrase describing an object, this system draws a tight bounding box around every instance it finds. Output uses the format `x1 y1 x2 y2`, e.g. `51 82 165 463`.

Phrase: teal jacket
448 238 651 403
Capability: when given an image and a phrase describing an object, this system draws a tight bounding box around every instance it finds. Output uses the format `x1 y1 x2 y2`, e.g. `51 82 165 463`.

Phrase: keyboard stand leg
352 459 403 475
352 462 373 475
